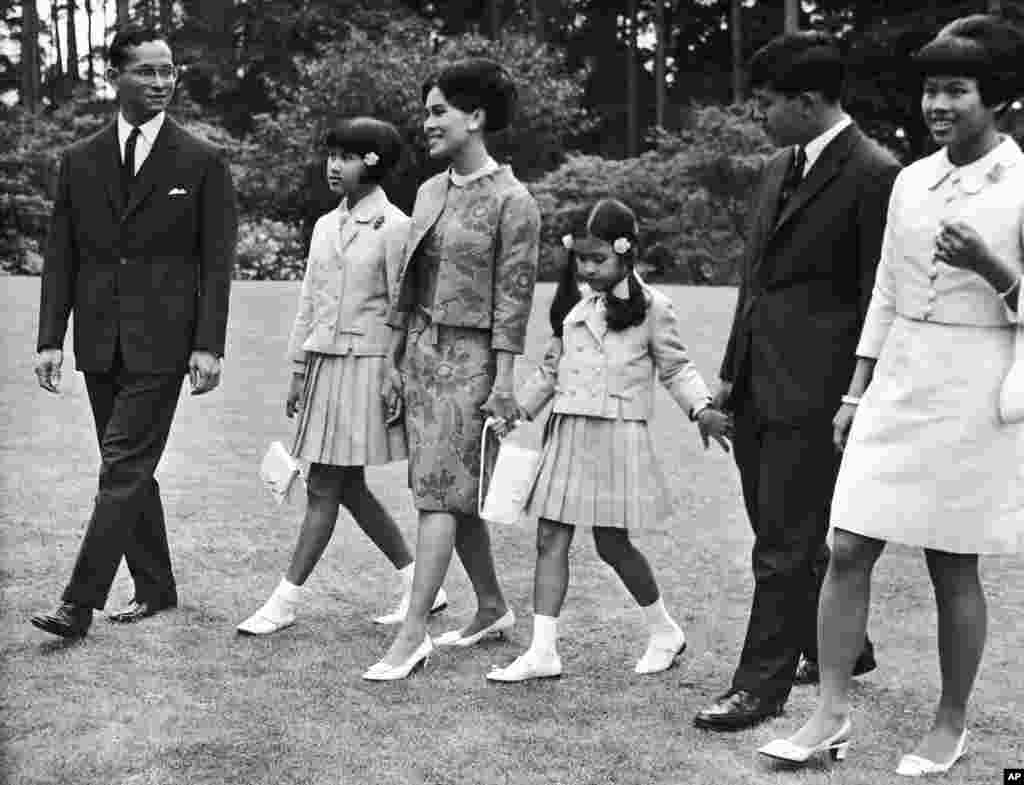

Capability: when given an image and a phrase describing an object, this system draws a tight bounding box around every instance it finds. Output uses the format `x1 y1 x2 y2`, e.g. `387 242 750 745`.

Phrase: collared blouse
858 136 1023 358
287 186 410 365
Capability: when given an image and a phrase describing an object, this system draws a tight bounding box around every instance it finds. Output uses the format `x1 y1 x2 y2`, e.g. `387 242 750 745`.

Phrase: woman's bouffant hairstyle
322 117 404 184
913 14 1024 108
421 58 518 132
747 31 845 103
549 198 647 336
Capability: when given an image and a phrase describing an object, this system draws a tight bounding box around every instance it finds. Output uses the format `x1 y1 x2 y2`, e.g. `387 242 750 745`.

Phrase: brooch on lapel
987 162 1007 185
373 216 386 230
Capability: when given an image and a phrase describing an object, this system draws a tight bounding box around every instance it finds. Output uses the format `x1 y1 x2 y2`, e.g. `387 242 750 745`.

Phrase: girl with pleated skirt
486 199 732 682
237 118 446 636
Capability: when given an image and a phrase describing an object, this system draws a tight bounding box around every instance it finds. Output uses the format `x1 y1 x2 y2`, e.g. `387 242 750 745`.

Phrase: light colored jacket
387 166 540 353
858 136 1023 358
287 187 410 366
518 283 712 421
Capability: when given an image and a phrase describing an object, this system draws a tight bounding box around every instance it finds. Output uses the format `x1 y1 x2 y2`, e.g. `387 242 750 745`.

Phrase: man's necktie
121 126 140 198
777 145 807 214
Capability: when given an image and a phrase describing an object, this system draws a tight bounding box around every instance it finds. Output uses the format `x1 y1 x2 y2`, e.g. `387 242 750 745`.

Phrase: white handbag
478 417 541 525
260 440 304 505
999 321 1024 425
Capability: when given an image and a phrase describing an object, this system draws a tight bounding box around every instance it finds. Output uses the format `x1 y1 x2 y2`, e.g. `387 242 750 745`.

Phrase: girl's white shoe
435 609 515 647
634 631 687 674
895 730 967 777
758 716 853 764
361 636 433 681
236 607 295 635
372 587 449 626
486 651 562 682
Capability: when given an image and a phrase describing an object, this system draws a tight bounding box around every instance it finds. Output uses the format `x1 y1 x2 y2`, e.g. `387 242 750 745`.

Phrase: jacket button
120 258 129 265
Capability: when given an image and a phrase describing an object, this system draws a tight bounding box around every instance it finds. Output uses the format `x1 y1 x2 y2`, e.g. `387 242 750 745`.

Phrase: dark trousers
62 353 183 610
728 397 838 703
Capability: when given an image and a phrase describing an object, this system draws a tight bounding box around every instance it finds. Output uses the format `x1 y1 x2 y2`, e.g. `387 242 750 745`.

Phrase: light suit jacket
287 187 410 366
518 283 712 421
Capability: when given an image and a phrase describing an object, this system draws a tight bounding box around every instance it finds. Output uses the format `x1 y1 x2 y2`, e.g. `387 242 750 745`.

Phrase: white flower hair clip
561 234 574 250
613 237 632 255
363 152 380 167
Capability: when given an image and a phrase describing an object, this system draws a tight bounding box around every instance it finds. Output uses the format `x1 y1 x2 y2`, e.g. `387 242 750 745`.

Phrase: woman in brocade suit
362 59 541 681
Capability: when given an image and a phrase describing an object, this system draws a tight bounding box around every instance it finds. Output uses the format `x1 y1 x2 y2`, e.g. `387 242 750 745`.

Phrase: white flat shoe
236 609 295 636
435 609 515 647
758 717 853 764
634 633 687 674
362 636 433 681
486 652 562 682
896 730 967 777
372 587 449 626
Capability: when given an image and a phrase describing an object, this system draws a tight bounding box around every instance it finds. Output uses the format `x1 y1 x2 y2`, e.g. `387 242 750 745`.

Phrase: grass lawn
1 278 1022 785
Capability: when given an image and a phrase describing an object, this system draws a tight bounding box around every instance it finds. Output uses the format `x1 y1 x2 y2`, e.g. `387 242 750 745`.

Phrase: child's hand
285 372 305 418
697 407 732 452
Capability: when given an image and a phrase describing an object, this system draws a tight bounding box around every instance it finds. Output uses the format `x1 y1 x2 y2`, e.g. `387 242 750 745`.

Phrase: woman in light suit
758 15 1024 777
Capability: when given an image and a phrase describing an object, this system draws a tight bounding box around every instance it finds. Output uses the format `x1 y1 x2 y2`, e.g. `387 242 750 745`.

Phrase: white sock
641 597 681 640
529 614 559 658
266 578 304 617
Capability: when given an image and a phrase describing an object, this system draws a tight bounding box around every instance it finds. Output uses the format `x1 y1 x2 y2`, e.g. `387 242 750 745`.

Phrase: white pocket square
168 187 188 196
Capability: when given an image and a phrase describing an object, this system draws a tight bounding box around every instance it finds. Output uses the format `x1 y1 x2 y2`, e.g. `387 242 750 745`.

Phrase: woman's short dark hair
421 58 517 132
322 117 404 184
913 15 1024 107
748 31 845 103
108 25 168 70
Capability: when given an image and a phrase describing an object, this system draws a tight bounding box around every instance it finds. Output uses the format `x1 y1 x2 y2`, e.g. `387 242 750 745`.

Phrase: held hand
832 402 857 453
286 373 305 418
189 351 222 395
711 381 733 413
481 387 520 424
697 408 733 453
934 220 995 276
380 363 404 426
35 348 63 394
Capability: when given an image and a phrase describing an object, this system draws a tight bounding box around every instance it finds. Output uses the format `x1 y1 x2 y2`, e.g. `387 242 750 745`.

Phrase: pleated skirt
831 316 1023 554
526 413 674 529
293 352 407 467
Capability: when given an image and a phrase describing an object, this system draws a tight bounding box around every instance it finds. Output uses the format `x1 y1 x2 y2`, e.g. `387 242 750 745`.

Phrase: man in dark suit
30 26 236 638
693 32 900 730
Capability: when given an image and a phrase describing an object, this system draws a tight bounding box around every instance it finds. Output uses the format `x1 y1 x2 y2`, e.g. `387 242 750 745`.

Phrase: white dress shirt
801 113 852 176
117 111 166 175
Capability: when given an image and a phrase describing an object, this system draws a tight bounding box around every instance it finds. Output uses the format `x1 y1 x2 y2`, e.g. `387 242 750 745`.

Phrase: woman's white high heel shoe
372 587 449 626
435 609 515 647
361 636 433 681
895 730 967 777
758 717 853 764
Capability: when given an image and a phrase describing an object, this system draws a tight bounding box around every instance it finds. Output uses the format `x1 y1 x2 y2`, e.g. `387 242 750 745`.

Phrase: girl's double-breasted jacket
387 165 541 354
287 186 410 367
519 281 712 421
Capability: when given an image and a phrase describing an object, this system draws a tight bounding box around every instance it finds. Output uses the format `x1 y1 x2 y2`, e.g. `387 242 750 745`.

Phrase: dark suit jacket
720 124 900 425
38 117 237 374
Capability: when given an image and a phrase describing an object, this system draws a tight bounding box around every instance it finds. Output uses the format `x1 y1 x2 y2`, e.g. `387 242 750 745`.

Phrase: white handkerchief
168 187 188 196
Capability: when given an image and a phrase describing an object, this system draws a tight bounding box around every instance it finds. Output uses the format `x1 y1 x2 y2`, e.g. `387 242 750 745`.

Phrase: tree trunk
117 0 130 26
85 0 96 84
654 0 666 128
67 0 81 82
487 0 501 39
160 0 174 31
784 0 799 33
625 0 639 156
52 2 64 76
21 0 42 110
730 0 743 103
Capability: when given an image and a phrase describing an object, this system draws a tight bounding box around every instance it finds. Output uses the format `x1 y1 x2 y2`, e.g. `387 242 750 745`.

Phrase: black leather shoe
30 602 92 638
693 689 784 731
107 596 177 624
794 648 878 686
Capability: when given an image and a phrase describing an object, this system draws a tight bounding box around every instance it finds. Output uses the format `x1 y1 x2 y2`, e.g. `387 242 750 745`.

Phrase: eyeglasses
123 65 178 82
